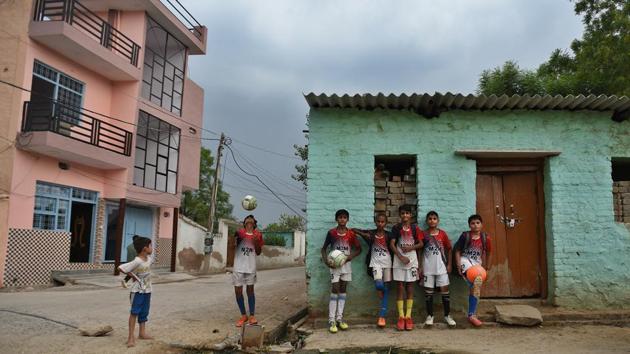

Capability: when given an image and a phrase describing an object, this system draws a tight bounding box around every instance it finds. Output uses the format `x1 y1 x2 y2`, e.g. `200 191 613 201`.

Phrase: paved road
0 267 306 353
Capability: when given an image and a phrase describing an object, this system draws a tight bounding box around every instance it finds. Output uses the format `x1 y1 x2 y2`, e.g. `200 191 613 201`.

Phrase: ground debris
78 324 113 337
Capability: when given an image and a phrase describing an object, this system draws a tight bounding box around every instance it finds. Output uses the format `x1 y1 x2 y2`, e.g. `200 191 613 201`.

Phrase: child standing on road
389 205 423 331
420 211 456 327
118 236 154 348
454 214 492 327
233 215 264 327
321 209 362 333
353 213 393 328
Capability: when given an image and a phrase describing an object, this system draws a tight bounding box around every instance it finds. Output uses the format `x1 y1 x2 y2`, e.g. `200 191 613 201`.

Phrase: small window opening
612 158 630 223
374 155 417 228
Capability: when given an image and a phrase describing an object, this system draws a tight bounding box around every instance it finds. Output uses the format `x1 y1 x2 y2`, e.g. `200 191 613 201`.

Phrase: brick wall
613 181 630 223
306 109 630 314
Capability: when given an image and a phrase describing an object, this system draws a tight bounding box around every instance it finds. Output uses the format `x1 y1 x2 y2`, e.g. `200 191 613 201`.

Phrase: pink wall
179 78 203 191
158 207 174 239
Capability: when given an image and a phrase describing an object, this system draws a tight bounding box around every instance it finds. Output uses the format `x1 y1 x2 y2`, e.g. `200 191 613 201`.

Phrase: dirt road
0 267 306 353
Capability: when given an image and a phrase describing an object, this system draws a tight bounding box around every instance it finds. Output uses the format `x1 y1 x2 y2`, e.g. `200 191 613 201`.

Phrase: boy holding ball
321 209 362 333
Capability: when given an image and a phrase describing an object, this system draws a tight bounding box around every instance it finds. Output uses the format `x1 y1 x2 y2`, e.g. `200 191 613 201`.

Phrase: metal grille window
32 61 84 124
32 181 97 230
133 111 180 194
141 17 186 116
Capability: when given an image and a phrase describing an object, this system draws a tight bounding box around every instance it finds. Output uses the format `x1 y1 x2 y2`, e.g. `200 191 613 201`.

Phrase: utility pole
207 133 225 237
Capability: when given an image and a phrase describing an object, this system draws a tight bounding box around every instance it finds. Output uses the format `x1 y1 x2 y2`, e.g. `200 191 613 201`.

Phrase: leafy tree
180 147 233 230
264 214 305 232
477 0 629 97
292 132 308 190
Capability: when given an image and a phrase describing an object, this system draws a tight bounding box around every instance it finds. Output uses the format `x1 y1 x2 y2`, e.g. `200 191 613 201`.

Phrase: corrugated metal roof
304 92 630 121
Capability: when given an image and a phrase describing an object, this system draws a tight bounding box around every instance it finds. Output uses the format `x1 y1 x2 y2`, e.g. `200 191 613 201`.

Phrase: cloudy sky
184 0 584 226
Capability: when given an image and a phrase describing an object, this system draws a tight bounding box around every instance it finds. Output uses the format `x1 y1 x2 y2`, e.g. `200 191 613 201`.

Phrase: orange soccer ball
466 265 487 283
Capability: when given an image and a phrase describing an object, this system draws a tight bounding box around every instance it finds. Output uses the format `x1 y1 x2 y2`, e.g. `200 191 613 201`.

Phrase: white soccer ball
241 195 257 211
327 249 347 268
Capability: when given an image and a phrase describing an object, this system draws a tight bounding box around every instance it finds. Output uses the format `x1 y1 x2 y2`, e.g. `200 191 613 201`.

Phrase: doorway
475 159 547 298
69 202 94 262
123 206 154 262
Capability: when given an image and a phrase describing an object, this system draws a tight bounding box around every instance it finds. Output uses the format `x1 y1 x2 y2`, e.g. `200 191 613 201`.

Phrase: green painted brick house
304 92 630 317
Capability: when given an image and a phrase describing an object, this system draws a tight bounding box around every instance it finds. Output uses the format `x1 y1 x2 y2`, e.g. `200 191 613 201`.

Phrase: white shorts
393 267 419 282
423 273 450 288
232 272 257 286
330 268 352 283
372 267 392 282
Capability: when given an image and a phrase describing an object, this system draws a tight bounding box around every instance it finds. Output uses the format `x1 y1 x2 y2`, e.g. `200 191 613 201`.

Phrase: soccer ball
241 195 257 211
466 265 487 283
327 249 347 268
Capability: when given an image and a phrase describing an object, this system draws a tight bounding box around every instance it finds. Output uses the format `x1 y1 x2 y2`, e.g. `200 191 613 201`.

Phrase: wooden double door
476 160 547 298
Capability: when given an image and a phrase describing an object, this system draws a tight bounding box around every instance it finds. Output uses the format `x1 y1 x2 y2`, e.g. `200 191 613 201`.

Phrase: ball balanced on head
327 249 347 268
241 195 257 211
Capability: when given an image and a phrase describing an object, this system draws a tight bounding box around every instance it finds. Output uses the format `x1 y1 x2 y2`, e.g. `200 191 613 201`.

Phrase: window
33 182 96 230
31 61 84 124
374 156 418 228
133 111 180 193
612 159 630 223
141 17 186 115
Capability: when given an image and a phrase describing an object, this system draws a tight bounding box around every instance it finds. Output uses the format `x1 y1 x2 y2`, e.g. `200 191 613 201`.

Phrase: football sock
247 293 256 315
329 293 338 322
336 293 347 321
405 299 413 318
442 293 450 316
235 294 246 315
468 294 478 316
397 300 404 317
425 290 434 316
375 280 388 318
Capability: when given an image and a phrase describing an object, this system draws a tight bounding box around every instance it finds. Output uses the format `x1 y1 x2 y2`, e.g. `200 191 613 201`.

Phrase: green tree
264 214 305 232
292 132 308 190
477 0 629 97
180 147 233 229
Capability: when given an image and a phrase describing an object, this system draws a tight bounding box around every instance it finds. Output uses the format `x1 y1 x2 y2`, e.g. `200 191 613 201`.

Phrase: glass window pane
162 95 172 111
158 143 168 157
172 93 181 109
136 136 146 149
147 117 159 141
152 63 164 81
150 80 163 99
145 18 167 56
35 196 56 212
174 76 183 93
142 63 153 83
133 167 144 187
170 130 179 148
159 122 170 145
146 140 158 165
156 174 167 192
145 165 156 189
167 171 177 194
168 148 178 172
34 214 55 230
57 215 66 230
58 200 69 215
165 62 175 80
141 82 151 101
134 148 145 168
137 112 148 138
157 156 167 173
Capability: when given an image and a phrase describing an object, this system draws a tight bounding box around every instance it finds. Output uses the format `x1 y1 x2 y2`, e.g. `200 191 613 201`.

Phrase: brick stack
374 167 418 227
613 181 630 223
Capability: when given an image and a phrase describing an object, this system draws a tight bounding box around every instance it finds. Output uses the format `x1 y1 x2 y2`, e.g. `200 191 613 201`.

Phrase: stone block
403 174 415 182
403 181 416 188
375 186 387 194
241 324 265 349
79 324 113 337
403 187 417 194
389 187 403 194
375 192 387 199
387 181 402 187
391 175 402 182
374 199 387 211
495 305 542 326
374 180 387 187
405 197 417 205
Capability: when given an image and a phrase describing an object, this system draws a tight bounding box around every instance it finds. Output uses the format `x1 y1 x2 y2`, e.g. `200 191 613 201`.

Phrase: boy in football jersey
420 211 455 327
454 214 492 327
232 215 264 327
321 209 362 333
389 205 423 331
353 213 392 328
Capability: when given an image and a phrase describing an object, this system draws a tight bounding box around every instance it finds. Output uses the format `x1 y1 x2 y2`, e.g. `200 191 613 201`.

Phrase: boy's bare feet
139 334 154 340
126 339 135 348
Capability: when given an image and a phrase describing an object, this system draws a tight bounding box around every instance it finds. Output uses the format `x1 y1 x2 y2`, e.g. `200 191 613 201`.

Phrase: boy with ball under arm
321 209 362 333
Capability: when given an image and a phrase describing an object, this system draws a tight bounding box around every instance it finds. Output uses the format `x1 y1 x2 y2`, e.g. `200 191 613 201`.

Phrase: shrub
263 233 286 247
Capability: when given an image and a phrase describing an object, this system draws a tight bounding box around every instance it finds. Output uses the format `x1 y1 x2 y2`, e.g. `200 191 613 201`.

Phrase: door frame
122 205 155 262
476 158 548 299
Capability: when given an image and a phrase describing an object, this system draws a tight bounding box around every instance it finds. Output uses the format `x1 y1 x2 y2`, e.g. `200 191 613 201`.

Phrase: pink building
0 0 207 287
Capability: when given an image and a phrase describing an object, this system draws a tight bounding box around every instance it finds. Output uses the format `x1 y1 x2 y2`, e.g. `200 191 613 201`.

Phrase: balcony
20 101 133 170
30 0 142 81
78 0 207 54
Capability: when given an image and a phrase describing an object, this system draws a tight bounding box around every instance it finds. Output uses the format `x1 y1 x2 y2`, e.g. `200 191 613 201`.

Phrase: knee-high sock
247 293 256 315
336 293 347 321
425 290 434 316
328 293 338 322
442 293 450 316
375 280 388 318
405 299 413 318
397 300 404 317
468 294 478 317
236 294 246 315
